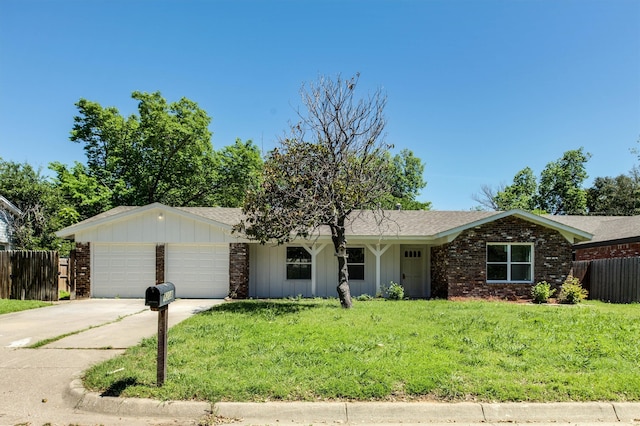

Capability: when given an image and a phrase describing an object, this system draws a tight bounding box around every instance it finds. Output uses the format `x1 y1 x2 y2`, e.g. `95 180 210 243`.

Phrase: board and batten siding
73 208 238 244
249 243 401 298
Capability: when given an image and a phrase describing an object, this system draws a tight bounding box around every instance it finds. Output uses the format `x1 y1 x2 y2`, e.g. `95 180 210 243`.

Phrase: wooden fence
0 251 59 301
572 257 640 303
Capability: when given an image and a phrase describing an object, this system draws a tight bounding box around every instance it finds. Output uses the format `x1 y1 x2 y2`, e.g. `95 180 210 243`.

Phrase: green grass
83 299 640 403
0 298 51 315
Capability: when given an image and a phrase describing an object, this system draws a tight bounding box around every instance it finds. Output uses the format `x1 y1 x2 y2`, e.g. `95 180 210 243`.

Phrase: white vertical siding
76 209 235 244
250 242 404 298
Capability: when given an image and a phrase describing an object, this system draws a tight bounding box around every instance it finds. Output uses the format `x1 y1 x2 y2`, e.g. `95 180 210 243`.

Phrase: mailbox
145 282 176 310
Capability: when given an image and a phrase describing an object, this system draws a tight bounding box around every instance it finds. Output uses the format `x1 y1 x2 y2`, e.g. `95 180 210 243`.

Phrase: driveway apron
0 298 221 425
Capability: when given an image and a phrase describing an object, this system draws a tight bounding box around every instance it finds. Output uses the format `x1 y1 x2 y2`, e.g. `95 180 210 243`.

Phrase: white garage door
92 243 156 298
166 244 229 298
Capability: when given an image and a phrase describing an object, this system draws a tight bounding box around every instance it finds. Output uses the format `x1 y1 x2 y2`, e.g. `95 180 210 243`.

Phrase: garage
55 204 242 299
92 243 156 298
166 244 229 298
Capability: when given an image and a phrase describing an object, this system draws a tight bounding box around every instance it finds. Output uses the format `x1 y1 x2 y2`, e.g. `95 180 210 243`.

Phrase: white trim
0 196 21 216
366 243 391 295
486 242 534 284
435 210 593 244
300 243 327 296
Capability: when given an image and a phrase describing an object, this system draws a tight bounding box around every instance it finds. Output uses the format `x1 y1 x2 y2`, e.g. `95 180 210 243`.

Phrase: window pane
511 264 531 281
487 264 508 280
487 245 508 262
347 248 365 263
287 264 311 280
511 245 531 262
286 247 311 263
348 265 365 280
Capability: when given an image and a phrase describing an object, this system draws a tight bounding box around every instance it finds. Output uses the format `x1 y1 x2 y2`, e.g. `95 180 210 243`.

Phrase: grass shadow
199 300 325 317
100 377 139 397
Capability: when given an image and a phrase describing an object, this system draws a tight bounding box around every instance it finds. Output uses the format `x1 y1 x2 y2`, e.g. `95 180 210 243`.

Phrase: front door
401 245 427 298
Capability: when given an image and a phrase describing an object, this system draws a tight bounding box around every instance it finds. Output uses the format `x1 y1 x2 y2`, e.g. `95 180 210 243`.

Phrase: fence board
0 251 59 301
575 257 640 303
0 252 10 299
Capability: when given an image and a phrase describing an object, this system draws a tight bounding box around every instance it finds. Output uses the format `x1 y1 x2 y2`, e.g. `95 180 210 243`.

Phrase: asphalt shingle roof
57 203 639 244
544 215 640 244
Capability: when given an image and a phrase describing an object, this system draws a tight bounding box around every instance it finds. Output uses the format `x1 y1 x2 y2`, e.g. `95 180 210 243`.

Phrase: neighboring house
55 202 598 300
544 215 640 261
0 195 22 250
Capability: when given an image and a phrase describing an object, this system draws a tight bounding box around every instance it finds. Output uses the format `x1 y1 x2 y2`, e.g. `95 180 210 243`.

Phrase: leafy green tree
70 91 218 207
0 158 70 251
49 161 113 221
212 139 263 207
587 171 640 215
536 148 591 215
383 149 431 210
237 74 393 308
494 167 537 211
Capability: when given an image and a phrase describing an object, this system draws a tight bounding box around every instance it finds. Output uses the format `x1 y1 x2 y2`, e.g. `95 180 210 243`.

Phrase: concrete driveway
0 298 222 425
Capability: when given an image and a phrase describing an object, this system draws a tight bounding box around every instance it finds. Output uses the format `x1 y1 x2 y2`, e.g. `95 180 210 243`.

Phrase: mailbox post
145 282 176 386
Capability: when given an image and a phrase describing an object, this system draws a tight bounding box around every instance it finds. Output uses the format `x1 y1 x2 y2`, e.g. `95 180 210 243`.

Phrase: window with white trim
286 247 312 280
347 247 365 280
486 243 533 283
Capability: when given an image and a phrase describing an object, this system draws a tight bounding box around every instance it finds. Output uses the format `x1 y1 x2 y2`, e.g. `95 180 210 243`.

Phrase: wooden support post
157 305 169 386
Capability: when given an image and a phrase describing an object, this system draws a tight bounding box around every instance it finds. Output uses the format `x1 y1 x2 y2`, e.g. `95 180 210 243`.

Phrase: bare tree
236 74 393 308
472 183 503 211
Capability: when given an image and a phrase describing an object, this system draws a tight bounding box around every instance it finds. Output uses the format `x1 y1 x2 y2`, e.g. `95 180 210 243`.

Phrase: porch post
366 244 391 295
301 243 327 297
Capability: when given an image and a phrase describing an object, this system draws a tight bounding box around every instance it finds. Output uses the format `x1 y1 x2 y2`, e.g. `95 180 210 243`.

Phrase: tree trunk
332 221 353 309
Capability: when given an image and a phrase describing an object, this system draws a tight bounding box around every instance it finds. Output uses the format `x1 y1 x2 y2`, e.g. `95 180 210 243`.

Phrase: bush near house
558 275 588 304
531 281 556 304
84 299 640 403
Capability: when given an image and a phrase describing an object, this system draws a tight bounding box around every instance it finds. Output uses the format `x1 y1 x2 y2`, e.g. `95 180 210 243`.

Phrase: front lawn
0 298 51 315
84 299 640 403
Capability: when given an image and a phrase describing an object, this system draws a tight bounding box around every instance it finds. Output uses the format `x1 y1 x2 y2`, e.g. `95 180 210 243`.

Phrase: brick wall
229 243 249 299
432 216 573 300
156 244 165 284
74 242 91 298
575 242 640 261
430 245 449 299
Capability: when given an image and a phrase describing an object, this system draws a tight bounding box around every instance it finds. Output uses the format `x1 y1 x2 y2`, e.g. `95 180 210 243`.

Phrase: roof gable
55 203 240 240
0 195 22 216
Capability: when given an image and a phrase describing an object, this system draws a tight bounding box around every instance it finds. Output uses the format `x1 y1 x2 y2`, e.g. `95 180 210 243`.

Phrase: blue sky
1 0 638 210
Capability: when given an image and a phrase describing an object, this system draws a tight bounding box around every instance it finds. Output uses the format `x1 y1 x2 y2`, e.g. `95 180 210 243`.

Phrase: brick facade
228 243 249 299
74 242 91 298
575 241 640 261
431 216 573 300
156 244 165 284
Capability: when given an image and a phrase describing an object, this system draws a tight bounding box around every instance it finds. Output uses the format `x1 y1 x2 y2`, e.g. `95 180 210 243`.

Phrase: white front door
400 245 427 298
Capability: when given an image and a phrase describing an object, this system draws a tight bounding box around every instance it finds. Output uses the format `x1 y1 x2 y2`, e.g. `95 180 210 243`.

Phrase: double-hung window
286 247 312 280
347 247 365 280
486 243 533 283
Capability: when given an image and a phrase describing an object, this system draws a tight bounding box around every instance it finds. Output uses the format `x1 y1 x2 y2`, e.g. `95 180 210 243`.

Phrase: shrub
356 293 374 301
557 275 588 304
531 281 555 304
386 282 405 300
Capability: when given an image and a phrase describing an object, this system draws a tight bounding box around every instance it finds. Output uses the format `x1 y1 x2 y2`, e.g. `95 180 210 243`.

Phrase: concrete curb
67 379 640 423
66 378 212 418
